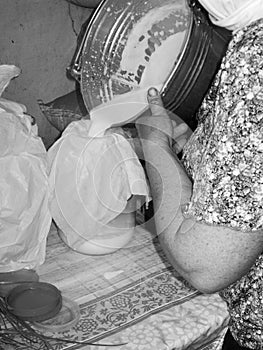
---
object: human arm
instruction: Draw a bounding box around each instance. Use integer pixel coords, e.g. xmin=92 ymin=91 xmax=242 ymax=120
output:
xmin=129 ymin=115 xmax=190 ymax=159
xmin=136 ymin=88 xmax=263 ymax=294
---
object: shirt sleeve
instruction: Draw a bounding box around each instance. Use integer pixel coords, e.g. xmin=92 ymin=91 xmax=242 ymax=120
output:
xmin=184 ymin=27 xmax=263 ymax=232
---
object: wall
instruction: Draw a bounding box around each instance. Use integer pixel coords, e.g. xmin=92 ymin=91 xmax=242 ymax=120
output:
xmin=0 ymin=0 xmax=92 ymax=147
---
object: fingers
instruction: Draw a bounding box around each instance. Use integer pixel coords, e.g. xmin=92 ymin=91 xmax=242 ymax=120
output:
xmin=136 ymin=87 xmax=190 ymax=148
xmin=177 ymin=137 xmax=188 ymax=150
xmin=172 ymin=137 xmax=188 ymax=154
xmin=147 ymin=87 xmax=168 ymax=117
xmin=171 ymin=121 xmax=189 ymax=139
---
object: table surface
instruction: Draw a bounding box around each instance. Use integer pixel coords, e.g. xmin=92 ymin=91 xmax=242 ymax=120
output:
xmin=33 ymin=222 xmax=229 ymax=350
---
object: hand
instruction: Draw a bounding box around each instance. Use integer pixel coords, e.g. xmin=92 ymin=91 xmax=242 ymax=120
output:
xmin=135 ymin=87 xmax=190 ymax=153
xmin=135 ymin=87 xmax=173 ymax=148
xmin=171 ymin=120 xmax=190 ymax=154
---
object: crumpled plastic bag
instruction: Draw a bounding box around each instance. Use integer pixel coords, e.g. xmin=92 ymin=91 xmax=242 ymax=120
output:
xmin=0 ymin=65 xmax=51 ymax=272
xmin=48 ymin=119 xmax=150 ymax=250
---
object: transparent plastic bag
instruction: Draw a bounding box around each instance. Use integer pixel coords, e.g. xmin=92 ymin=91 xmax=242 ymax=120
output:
xmin=0 ymin=65 xmax=51 ymax=272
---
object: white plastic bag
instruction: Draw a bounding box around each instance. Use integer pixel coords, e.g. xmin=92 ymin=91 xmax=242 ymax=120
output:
xmin=0 ymin=65 xmax=51 ymax=272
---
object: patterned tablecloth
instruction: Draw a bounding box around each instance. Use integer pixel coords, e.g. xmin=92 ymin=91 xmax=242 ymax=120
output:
xmin=31 ymin=223 xmax=229 ymax=350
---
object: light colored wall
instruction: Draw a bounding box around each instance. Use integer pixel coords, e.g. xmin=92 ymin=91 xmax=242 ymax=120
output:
xmin=0 ymin=0 xmax=92 ymax=147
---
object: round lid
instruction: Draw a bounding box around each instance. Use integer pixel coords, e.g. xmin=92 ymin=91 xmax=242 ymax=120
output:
xmin=33 ymin=297 xmax=80 ymax=332
xmin=6 ymin=282 xmax=62 ymax=322
xmin=0 ymin=269 xmax=39 ymax=297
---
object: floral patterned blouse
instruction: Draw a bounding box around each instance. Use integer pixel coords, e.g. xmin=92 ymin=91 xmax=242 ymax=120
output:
xmin=182 ymin=19 xmax=263 ymax=349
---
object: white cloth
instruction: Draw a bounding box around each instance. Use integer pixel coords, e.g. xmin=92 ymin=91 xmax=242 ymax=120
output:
xmin=48 ymin=120 xmax=150 ymax=244
xmin=198 ymin=0 xmax=263 ymax=32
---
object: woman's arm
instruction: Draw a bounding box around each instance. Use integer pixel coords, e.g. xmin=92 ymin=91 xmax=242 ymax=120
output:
xmin=136 ymin=88 xmax=263 ymax=294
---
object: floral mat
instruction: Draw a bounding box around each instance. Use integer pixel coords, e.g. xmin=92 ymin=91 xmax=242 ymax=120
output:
xmin=6 ymin=224 xmax=228 ymax=350
xmin=52 ymin=268 xmax=199 ymax=347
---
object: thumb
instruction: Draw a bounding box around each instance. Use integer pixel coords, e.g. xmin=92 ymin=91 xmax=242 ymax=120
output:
xmin=147 ymin=87 xmax=167 ymax=117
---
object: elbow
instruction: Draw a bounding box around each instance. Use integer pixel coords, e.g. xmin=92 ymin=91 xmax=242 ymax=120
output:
xmin=188 ymin=277 xmax=223 ymax=294
xmin=163 ymin=257 xmax=226 ymax=293
xmin=184 ymin=272 xmax=230 ymax=294
xmin=158 ymin=232 xmax=235 ymax=294
xmin=159 ymin=241 xmax=241 ymax=294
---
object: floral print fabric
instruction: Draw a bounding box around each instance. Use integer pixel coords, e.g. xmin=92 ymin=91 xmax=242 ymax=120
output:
xmin=182 ymin=19 xmax=263 ymax=349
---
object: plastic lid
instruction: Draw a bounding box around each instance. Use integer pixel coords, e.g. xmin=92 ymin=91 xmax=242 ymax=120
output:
xmin=33 ymin=296 xmax=80 ymax=332
xmin=0 ymin=269 xmax=39 ymax=297
xmin=6 ymin=282 xmax=62 ymax=322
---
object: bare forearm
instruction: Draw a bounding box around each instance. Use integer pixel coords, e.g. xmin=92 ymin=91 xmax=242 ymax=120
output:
xmin=142 ymin=141 xmax=198 ymax=280
xmin=142 ymin=141 xmax=192 ymax=235
xmin=142 ymin=141 xmax=263 ymax=293
xmin=137 ymin=88 xmax=263 ymax=293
